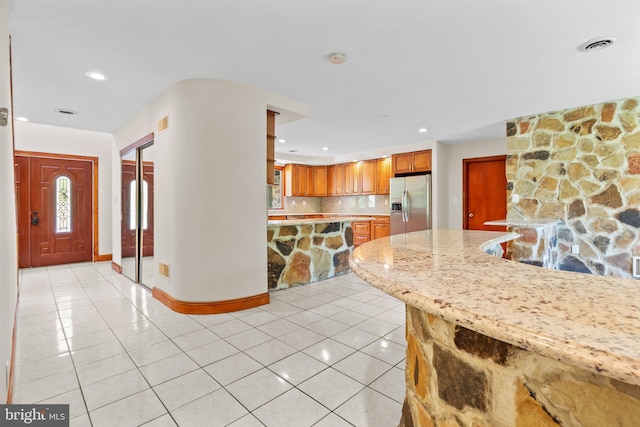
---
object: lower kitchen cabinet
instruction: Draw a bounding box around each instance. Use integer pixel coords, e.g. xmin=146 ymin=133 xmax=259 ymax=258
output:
xmin=372 ymin=216 xmax=390 ymax=240
xmin=352 ymin=221 xmax=371 ymax=247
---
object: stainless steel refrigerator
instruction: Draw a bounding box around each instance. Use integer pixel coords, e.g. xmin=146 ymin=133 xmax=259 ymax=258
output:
xmin=390 ymin=174 xmax=432 ymax=235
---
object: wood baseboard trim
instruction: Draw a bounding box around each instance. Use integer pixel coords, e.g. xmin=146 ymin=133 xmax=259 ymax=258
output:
xmin=111 ymin=261 xmax=122 ymax=274
xmin=152 ymin=287 xmax=270 ymax=314
xmin=95 ymin=254 xmax=113 ymax=262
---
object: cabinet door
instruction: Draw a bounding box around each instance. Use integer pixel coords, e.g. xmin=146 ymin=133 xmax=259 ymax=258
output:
xmin=373 ymin=223 xmax=390 ymax=240
xmin=327 ymin=165 xmax=336 ymax=196
xmin=295 ymin=165 xmax=306 ymax=196
xmin=361 ymin=160 xmax=376 ymax=195
xmin=305 ymin=165 xmax=313 ymax=196
xmin=392 ymin=153 xmax=412 ymax=175
xmin=352 ymin=162 xmax=362 ymax=194
xmin=343 ymin=163 xmax=354 ymax=195
xmin=313 ymin=166 xmax=327 ymax=196
xmin=284 ymin=164 xmax=296 ymax=196
xmin=376 ymin=158 xmax=391 ymax=194
xmin=334 ymin=164 xmax=344 ymax=195
xmin=353 ymin=234 xmax=370 ymax=246
xmin=412 ymin=150 xmax=432 ymax=172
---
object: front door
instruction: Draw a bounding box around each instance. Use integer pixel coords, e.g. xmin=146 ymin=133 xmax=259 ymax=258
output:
xmin=15 ymin=155 xmax=94 ymax=267
xmin=463 ymin=155 xmax=507 ymax=231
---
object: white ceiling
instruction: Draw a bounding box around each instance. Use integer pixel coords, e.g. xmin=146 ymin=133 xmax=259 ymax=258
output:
xmin=8 ymin=0 xmax=640 ymax=162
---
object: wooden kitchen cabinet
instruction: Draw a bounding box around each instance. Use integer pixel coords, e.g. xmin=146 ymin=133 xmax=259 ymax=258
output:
xmin=352 ymin=220 xmax=371 ymax=247
xmin=327 ymin=165 xmax=343 ymax=196
xmin=284 ymin=164 xmax=308 ymax=196
xmin=361 ymin=160 xmax=377 ymax=195
xmin=312 ymin=166 xmax=327 ymax=196
xmin=372 ymin=216 xmax=390 ymax=240
xmin=376 ymin=157 xmax=391 ymax=194
xmin=343 ymin=163 xmax=354 ymax=195
xmin=392 ymin=149 xmax=432 ymax=175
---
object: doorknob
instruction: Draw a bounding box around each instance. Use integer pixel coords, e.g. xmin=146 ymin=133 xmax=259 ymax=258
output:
xmin=31 ymin=211 xmax=39 ymax=225
xmin=468 ymin=212 xmax=474 ymax=218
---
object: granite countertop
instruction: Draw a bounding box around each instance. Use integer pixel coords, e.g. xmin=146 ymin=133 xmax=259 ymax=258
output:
xmin=268 ymin=216 xmax=375 ymax=226
xmin=349 ymin=229 xmax=640 ymax=386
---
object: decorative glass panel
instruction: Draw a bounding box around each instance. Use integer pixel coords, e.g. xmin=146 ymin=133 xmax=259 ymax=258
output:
xmin=129 ymin=181 xmax=136 ymax=230
xmin=141 ymin=180 xmax=149 ymax=230
xmin=268 ymin=169 xmax=282 ymax=209
xmin=129 ymin=180 xmax=149 ymax=230
xmin=56 ymin=176 xmax=71 ymax=233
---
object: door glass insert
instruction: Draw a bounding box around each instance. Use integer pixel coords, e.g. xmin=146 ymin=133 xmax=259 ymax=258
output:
xmin=56 ymin=175 xmax=71 ymax=233
xmin=129 ymin=180 xmax=149 ymax=230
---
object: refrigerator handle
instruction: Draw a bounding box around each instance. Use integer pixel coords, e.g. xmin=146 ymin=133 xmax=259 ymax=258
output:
xmin=402 ymin=189 xmax=409 ymax=223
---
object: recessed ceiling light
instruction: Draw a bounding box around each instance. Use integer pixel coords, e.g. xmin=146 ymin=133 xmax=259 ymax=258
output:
xmin=418 ymin=128 xmax=428 ymax=133
xmin=86 ymin=71 xmax=108 ymax=81
xmin=15 ymin=116 xmax=29 ymax=122
xmin=289 ymin=149 xmax=298 ymax=153
xmin=322 ymin=147 xmax=329 ymax=151
xmin=278 ymin=139 xmax=286 ymax=143
xmin=376 ymin=114 xmax=389 ymax=119
xmin=55 ymin=108 xmax=78 ymax=116
xmin=328 ymin=52 xmax=347 ymax=65
xmin=578 ymin=36 xmax=617 ymax=52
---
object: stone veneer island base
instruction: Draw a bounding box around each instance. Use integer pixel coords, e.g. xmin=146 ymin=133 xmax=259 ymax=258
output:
xmin=350 ymin=230 xmax=640 ymax=427
xmin=268 ymin=218 xmax=358 ymax=290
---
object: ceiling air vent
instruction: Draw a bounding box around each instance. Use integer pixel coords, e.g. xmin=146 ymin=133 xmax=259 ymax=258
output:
xmin=578 ymin=36 xmax=617 ymax=52
xmin=55 ymin=108 xmax=77 ymax=115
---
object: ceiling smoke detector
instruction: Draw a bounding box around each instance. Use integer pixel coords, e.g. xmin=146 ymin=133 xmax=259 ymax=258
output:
xmin=328 ymin=52 xmax=347 ymax=65
xmin=578 ymin=36 xmax=617 ymax=52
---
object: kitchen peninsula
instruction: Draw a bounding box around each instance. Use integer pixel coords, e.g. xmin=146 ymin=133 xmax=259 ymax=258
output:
xmin=350 ymin=229 xmax=640 ymax=427
xmin=268 ymin=217 xmax=374 ymax=290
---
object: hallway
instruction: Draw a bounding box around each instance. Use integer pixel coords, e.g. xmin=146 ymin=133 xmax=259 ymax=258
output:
xmin=11 ymin=263 xmax=406 ymax=426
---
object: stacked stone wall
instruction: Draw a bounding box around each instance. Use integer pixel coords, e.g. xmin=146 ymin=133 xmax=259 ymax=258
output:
xmin=506 ymin=97 xmax=640 ymax=277
xmin=401 ymin=307 xmax=640 ymax=427
xmin=267 ymin=222 xmax=353 ymax=290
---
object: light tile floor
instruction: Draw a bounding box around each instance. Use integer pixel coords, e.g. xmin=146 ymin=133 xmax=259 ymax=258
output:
xmin=12 ymin=262 xmax=406 ymax=427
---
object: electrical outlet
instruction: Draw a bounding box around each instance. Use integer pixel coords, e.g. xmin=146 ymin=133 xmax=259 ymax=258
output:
xmin=512 ymin=194 xmax=520 ymax=203
xmin=633 ymin=256 xmax=640 ymax=278
xmin=571 ymin=244 xmax=580 ymax=254
xmin=302 ymin=200 xmax=306 ymax=205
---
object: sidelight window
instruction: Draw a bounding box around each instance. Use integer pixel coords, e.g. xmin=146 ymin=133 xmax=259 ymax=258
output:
xmin=129 ymin=180 xmax=149 ymax=230
xmin=56 ymin=176 xmax=71 ymax=233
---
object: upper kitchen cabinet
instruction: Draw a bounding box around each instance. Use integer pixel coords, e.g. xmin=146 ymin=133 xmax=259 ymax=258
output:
xmin=392 ymin=149 xmax=432 ymax=175
xmin=284 ymin=163 xmax=307 ymax=196
xmin=327 ymin=164 xmax=344 ymax=196
xmin=361 ymin=160 xmax=377 ymax=195
xmin=313 ymin=166 xmax=327 ymax=196
xmin=376 ymin=157 xmax=391 ymax=194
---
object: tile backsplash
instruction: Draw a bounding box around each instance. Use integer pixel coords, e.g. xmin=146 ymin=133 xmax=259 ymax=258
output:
xmin=277 ymin=195 xmax=390 ymax=215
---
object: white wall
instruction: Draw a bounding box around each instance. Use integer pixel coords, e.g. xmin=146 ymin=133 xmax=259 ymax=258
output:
xmin=14 ymin=122 xmax=114 ymax=255
xmin=442 ymin=137 xmax=507 ymax=229
xmin=0 ymin=0 xmax=18 ymax=402
xmin=113 ymin=79 xmax=307 ymax=302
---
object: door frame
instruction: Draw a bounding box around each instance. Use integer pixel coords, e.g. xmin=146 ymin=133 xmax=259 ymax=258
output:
xmin=14 ymin=150 xmax=101 ymax=263
xmin=462 ymin=155 xmax=507 ymax=230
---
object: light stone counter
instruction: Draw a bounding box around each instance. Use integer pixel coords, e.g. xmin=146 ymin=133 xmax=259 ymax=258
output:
xmin=350 ymin=229 xmax=640 ymax=386
xmin=350 ymin=229 xmax=640 ymax=426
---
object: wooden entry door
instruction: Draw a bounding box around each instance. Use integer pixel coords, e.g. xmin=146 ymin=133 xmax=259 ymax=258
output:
xmin=463 ymin=155 xmax=507 ymax=231
xmin=15 ymin=155 xmax=94 ymax=267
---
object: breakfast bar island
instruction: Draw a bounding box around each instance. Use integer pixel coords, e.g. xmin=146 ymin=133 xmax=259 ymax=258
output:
xmin=268 ymin=217 xmax=374 ymax=290
xmin=349 ymin=229 xmax=640 ymax=427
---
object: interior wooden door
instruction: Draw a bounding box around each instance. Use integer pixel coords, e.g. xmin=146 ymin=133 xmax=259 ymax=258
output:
xmin=15 ymin=156 xmax=30 ymax=268
xmin=463 ymin=155 xmax=507 ymax=231
xmin=121 ymin=160 xmax=137 ymax=258
xmin=27 ymin=157 xmax=93 ymax=267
